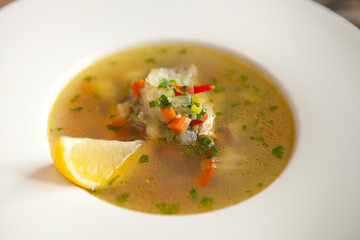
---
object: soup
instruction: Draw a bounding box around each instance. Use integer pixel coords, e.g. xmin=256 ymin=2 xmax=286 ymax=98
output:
xmin=48 ymin=44 xmax=295 ymax=214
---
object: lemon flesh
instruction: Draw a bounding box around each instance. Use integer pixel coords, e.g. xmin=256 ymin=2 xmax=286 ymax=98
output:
xmin=51 ymin=136 xmax=143 ymax=189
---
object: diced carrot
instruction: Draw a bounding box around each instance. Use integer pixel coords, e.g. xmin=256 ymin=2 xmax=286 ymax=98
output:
xmin=131 ymin=79 xmax=145 ymax=99
xmin=195 ymin=155 xmax=216 ymax=186
xmin=167 ymin=116 xmax=191 ymax=133
xmin=161 ymin=107 xmax=177 ymax=123
xmin=190 ymin=112 xmax=208 ymax=125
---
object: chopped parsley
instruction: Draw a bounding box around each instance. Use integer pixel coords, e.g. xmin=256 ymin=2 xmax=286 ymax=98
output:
xmin=245 ymin=190 xmax=252 ymax=193
xmin=83 ymin=75 xmax=93 ymax=82
xmin=268 ymin=120 xmax=274 ymax=125
xmin=160 ymin=48 xmax=167 ymax=53
xmin=188 ymin=188 xmax=197 ymax=202
xmin=105 ymin=125 xmax=125 ymax=132
xmin=231 ymin=103 xmax=241 ymax=108
xmin=109 ymin=114 xmax=117 ymax=120
xmin=149 ymin=95 xmax=172 ymax=108
xmin=108 ymin=175 xmax=119 ymax=185
xmin=225 ymin=69 xmax=236 ymax=77
xmin=179 ymin=48 xmax=187 ymax=54
xmin=242 ymin=124 xmax=247 ymax=131
xmin=200 ymin=197 xmax=214 ymax=210
xmin=250 ymin=136 xmax=265 ymax=142
xmin=244 ymin=100 xmax=251 ymax=106
xmin=258 ymin=111 xmax=265 ymax=118
xmin=210 ymin=77 xmax=217 ymax=84
xmin=269 ymin=106 xmax=278 ymax=112
xmin=155 ymin=203 xmax=180 ymax=214
xmin=70 ymin=94 xmax=80 ymax=103
xmin=213 ymin=87 xmax=226 ymax=93
xmin=57 ymin=128 xmax=63 ymax=131
xmin=253 ymin=86 xmax=260 ymax=92
xmin=158 ymin=78 xmax=174 ymax=90
xmin=240 ymin=74 xmax=248 ymax=82
xmin=257 ymin=183 xmax=264 ymax=188
xmin=216 ymin=112 xmax=224 ymax=116
xmin=139 ymin=154 xmax=149 ymax=164
xmin=253 ymin=119 xmax=259 ymax=127
xmin=115 ymin=193 xmax=130 ymax=204
xmin=145 ymin=58 xmax=156 ymax=63
xmin=272 ymin=145 xmax=284 ymax=159
xmin=110 ymin=60 xmax=117 ymax=65
xmin=70 ymin=107 xmax=83 ymax=111
xmin=197 ymin=136 xmax=217 ymax=159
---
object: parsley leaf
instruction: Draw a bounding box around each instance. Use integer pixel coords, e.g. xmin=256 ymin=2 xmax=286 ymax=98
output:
xmin=145 ymin=58 xmax=156 ymax=63
xmin=115 ymin=193 xmax=130 ymax=204
xmin=108 ymin=175 xmax=119 ymax=185
xmin=213 ymin=87 xmax=226 ymax=93
xmin=197 ymin=136 xmax=217 ymax=159
xmin=155 ymin=203 xmax=180 ymax=214
xmin=200 ymin=197 xmax=214 ymax=210
xmin=70 ymin=94 xmax=80 ymax=103
xmin=272 ymin=145 xmax=284 ymax=159
xmin=149 ymin=95 xmax=172 ymax=108
xmin=105 ymin=125 xmax=125 ymax=132
xmin=242 ymin=124 xmax=247 ymax=131
xmin=139 ymin=154 xmax=149 ymax=164
xmin=269 ymin=106 xmax=278 ymax=112
xmin=158 ymin=78 xmax=173 ymax=90
xmin=70 ymin=107 xmax=83 ymax=111
xmin=83 ymin=75 xmax=93 ymax=82
xmin=188 ymin=188 xmax=197 ymax=202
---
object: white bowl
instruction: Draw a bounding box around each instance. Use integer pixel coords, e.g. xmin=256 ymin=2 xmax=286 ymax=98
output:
xmin=0 ymin=0 xmax=359 ymax=239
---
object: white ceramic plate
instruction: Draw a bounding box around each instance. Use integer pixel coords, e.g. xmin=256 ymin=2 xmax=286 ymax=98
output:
xmin=1 ymin=0 xmax=359 ymax=239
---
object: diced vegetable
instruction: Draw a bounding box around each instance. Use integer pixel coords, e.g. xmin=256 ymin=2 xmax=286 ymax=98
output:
xmin=167 ymin=115 xmax=191 ymax=133
xmin=190 ymin=112 xmax=208 ymax=125
xmin=161 ymin=107 xmax=177 ymax=123
xmin=131 ymin=79 xmax=145 ymax=99
xmin=190 ymin=104 xmax=202 ymax=114
xmin=196 ymin=155 xmax=216 ymax=186
xmin=173 ymin=84 xmax=215 ymax=95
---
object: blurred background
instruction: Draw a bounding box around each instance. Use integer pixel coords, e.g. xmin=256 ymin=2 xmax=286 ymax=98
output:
xmin=0 ymin=0 xmax=359 ymax=27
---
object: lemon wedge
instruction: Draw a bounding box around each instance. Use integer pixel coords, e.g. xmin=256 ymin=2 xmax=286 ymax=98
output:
xmin=51 ymin=136 xmax=143 ymax=189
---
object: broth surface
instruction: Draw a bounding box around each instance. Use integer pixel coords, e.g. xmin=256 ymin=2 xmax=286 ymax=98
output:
xmin=48 ymin=44 xmax=295 ymax=214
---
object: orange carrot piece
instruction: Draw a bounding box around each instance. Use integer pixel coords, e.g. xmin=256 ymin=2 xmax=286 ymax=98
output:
xmin=161 ymin=107 xmax=177 ymax=123
xmin=195 ymin=155 xmax=216 ymax=186
xmin=167 ymin=116 xmax=191 ymax=133
xmin=131 ymin=79 xmax=145 ymax=99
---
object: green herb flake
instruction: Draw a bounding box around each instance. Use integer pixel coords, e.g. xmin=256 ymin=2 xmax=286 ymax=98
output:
xmin=268 ymin=120 xmax=274 ymax=125
xmin=231 ymin=103 xmax=241 ymax=108
xmin=272 ymin=145 xmax=284 ymax=159
xmin=115 ymin=193 xmax=130 ymax=205
xmin=200 ymin=197 xmax=214 ymax=210
xmin=149 ymin=95 xmax=172 ymax=108
xmin=158 ymin=78 xmax=173 ymax=90
xmin=253 ymin=119 xmax=259 ymax=128
xmin=245 ymin=190 xmax=252 ymax=193
xmin=139 ymin=154 xmax=149 ymax=164
xmin=225 ymin=69 xmax=236 ymax=77
xmin=188 ymin=188 xmax=197 ymax=201
xmin=213 ymin=87 xmax=226 ymax=93
xmin=57 ymin=128 xmax=63 ymax=131
xmin=160 ymin=48 xmax=167 ymax=53
xmin=49 ymin=129 xmax=53 ymax=132
xmin=258 ymin=112 xmax=265 ymax=118
xmin=240 ymin=74 xmax=248 ymax=82
xmin=269 ymin=106 xmax=278 ymax=112
xmin=105 ymin=125 xmax=125 ymax=132
xmin=179 ymin=48 xmax=187 ymax=54
xmin=197 ymin=136 xmax=217 ymax=159
xmin=83 ymin=75 xmax=93 ymax=82
xmin=70 ymin=94 xmax=80 ymax=103
xmin=242 ymin=124 xmax=247 ymax=131
xmin=216 ymin=112 xmax=224 ymax=116
xmin=250 ymin=136 xmax=265 ymax=142
xmin=110 ymin=60 xmax=117 ymax=65
xmin=155 ymin=203 xmax=180 ymax=214
xmin=210 ymin=77 xmax=217 ymax=84
xmin=244 ymin=100 xmax=251 ymax=106
xmin=253 ymin=86 xmax=260 ymax=92
xmin=257 ymin=183 xmax=264 ymax=188
xmin=108 ymin=175 xmax=119 ymax=185
xmin=70 ymin=107 xmax=83 ymax=111
xmin=109 ymin=114 xmax=117 ymax=120
xmin=145 ymin=58 xmax=156 ymax=63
